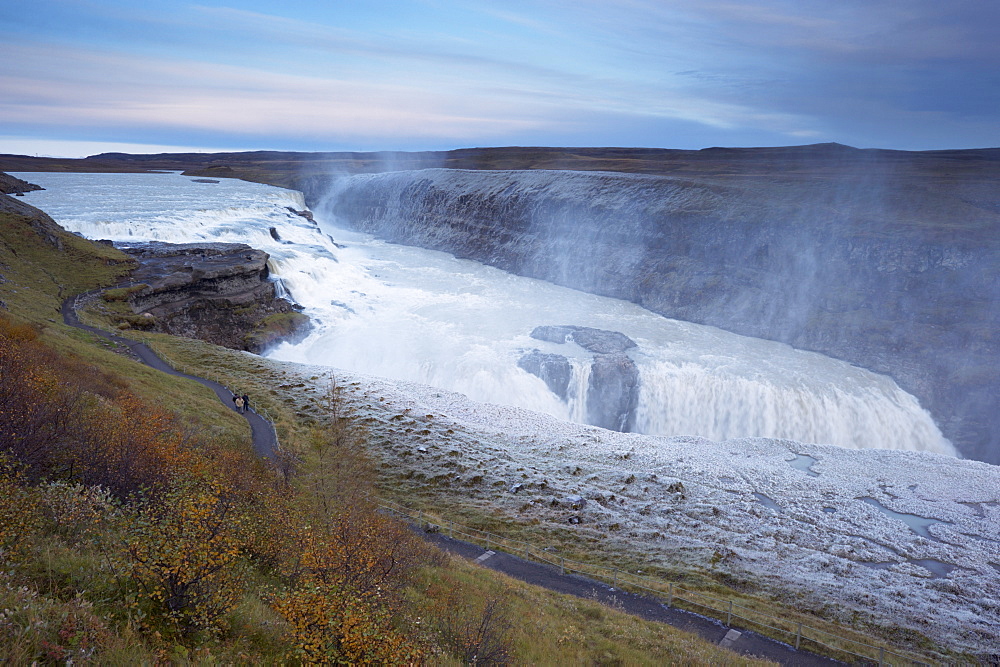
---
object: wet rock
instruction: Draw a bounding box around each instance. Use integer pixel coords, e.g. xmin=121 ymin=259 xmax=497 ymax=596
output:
xmin=530 ymin=325 xmax=637 ymax=354
xmin=588 ymin=352 xmax=639 ymax=432
xmin=528 ymin=325 xmax=640 ymax=432
xmin=564 ymin=494 xmax=587 ymax=509
xmin=530 ymin=325 xmax=575 ymax=345
xmin=517 ymin=350 xmax=572 ymax=399
xmin=286 ymin=206 xmax=314 ymax=221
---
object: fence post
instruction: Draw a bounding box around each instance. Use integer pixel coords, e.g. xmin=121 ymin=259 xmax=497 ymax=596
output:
xmin=486 ymin=532 xmax=491 ymax=550
xmin=726 ymin=600 xmax=733 ymax=627
xmin=667 ymin=582 xmax=673 ymax=607
xmin=613 ymin=569 xmax=618 ymax=588
xmin=878 ymin=647 xmax=884 ymax=667
xmin=795 ymin=623 xmax=802 ymax=650
xmin=560 ymin=557 xmax=566 ymax=575
xmin=449 ymin=520 xmax=453 ymax=537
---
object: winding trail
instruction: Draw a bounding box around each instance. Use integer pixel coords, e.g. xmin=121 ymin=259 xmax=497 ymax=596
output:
xmin=61 ymin=289 xmax=838 ymax=665
xmin=422 ymin=532 xmax=840 ymax=665
xmin=60 ymin=290 xmax=277 ymax=459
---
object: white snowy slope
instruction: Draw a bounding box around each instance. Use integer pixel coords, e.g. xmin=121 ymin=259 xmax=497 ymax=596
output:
xmin=277 ymin=361 xmax=1000 ymax=656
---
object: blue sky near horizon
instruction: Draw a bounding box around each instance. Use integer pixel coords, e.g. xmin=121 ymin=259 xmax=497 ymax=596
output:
xmin=1 ymin=0 xmax=998 ymax=157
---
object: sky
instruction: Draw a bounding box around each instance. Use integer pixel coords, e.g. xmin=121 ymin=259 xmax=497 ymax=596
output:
xmin=1 ymin=0 xmax=998 ymax=157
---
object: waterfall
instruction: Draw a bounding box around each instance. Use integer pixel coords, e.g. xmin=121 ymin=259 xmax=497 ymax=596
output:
xmin=16 ymin=170 xmax=957 ymax=456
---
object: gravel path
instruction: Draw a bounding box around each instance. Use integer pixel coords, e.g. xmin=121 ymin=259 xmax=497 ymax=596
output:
xmin=423 ymin=531 xmax=842 ymax=665
xmin=60 ymin=291 xmax=278 ymax=459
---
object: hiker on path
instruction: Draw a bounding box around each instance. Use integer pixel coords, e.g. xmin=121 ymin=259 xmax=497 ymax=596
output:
xmin=235 ymin=395 xmax=245 ymax=413
xmin=242 ymin=394 xmax=250 ymax=413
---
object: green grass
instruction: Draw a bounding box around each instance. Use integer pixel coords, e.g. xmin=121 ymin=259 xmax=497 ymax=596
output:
xmin=408 ymin=554 xmax=777 ymax=666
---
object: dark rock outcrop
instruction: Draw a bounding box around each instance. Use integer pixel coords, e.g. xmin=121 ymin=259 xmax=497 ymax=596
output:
xmin=532 ymin=325 xmax=637 ymax=355
xmin=524 ymin=325 xmax=640 ymax=432
xmin=118 ymin=242 xmax=309 ymax=353
xmin=517 ymin=350 xmax=572 ymax=399
xmin=588 ymin=352 xmax=640 ymax=432
xmin=0 ymin=172 xmax=43 ymax=195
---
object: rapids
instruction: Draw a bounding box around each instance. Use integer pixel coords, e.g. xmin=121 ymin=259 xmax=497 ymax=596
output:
xmin=15 ymin=171 xmax=956 ymax=455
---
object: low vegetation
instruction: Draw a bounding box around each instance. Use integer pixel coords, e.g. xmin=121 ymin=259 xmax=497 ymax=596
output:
xmin=1 ymin=204 xmax=778 ymax=662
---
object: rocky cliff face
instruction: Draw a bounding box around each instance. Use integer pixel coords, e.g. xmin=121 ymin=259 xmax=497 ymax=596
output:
xmin=324 ymin=164 xmax=1000 ymax=464
xmin=0 ymin=172 xmax=43 ymax=195
xmin=119 ymin=242 xmax=310 ymax=353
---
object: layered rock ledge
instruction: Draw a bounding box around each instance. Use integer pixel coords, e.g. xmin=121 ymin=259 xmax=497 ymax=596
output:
xmin=117 ymin=241 xmax=310 ymax=353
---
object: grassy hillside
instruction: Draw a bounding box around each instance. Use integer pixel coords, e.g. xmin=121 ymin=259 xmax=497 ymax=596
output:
xmin=0 ymin=191 xmax=778 ymax=662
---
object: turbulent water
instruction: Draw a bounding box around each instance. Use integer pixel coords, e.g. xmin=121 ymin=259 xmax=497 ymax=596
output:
xmin=16 ymin=171 xmax=956 ymax=455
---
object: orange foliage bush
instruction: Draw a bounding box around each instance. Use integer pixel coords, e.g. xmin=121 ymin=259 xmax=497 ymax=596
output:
xmin=120 ymin=480 xmax=249 ymax=635
xmin=0 ymin=312 xmax=247 ymax=498
xmin=272 ymin=514 xmax=431 ymax=664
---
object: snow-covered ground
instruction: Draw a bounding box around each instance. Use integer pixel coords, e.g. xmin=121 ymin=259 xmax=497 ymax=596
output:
xmin=273 ymin=359 xmax=1000 ymax=656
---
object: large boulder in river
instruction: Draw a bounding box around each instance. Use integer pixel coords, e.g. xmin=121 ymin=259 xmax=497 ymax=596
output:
xmin=524 ymin=325 xmax=640 ymax=432
xmin=531 ymin=325 xmax=637 ymax=354
xmin=588 ymin=352 xmax=640 ymax=432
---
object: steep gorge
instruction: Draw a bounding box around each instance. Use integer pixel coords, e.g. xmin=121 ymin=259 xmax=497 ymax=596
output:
xmin=322 ymin=164 xmax=1000 ymax=464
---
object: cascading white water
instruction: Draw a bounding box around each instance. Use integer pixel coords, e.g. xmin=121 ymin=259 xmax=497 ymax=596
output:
xmin=15 ymin=171 xmax=956 ymax=455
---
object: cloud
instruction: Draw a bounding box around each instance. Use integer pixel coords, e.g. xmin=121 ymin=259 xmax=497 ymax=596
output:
xmin=3 ymin=1 xmax=998 ymax=151
xmin=0 ymin=41 xmax=552 ymax=142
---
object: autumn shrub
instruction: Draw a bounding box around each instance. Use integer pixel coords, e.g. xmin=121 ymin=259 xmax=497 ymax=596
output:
xmin=0 ymin=323 xmax=86 ymax=475
xmin=0 ymin=312 xmax=224 ymax=498
xmin=272 ymin=577 xmax=424 ymax=664
xmin=272 ymin=510 xmax=435 ymax=663
xmin=425 ymin=584 xmax=514 ymax=665
xmin=119 ymin=480 xmax=249 ymax=636
xmin=0 ymin=573 xmax=116 ymax=665
xmin=268 ymin=379 xmax=442 ymax=662
xmin=37 ymin=481 xmax=120 ymax=547
xmin=0 ymin=455 xmax=43 ymax=565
